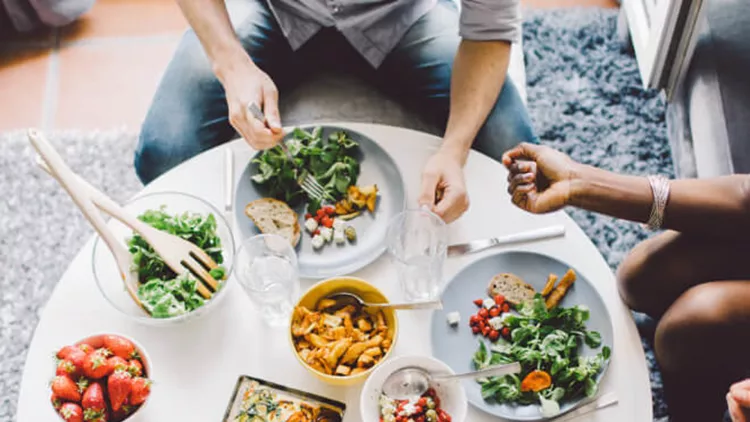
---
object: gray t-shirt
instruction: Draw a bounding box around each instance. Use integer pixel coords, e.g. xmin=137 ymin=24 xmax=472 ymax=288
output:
xmin=266 ymin=0 xmax=521 ymax=67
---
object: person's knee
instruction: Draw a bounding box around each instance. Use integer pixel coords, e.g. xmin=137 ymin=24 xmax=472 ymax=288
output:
xmin=134 ymin=129 xmax=176 ymax=185
xmin=654 ymin=283 xmax=733 ymax=373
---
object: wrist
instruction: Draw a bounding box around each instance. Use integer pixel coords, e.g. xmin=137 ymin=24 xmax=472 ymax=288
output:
xmin=212 ymin=49 xmax=256 ymax=84
xmin=438 ymin=139 xmax=471 ymax=166
xmin=567 ymin=163 xmax=594 ymax=208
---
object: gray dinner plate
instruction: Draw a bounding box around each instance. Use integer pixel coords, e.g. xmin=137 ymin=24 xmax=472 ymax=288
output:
xmin=234 ymin=125 xmax=406 ymax=279
xmin=431 ymin=251 xmax=613 ymax=421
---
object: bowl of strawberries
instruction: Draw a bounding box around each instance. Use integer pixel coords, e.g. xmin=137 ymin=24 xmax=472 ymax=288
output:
xmin=50 ymin=333 xmax=152 ymax=422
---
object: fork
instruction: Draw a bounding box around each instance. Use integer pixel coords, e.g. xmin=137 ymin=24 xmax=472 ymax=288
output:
xmin=29 ymin=129 xmax=221 ymax=303
xmin=247 ymin=103 xmax=334 ymax=202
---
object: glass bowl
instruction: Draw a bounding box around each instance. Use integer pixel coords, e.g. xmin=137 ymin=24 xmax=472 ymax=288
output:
xmin=92 ymin=191 xmax=235 ymax=326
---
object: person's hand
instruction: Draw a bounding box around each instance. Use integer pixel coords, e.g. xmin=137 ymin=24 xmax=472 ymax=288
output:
xmin=418 ymin=148 xmax=469 ymax=223
xmin=728 ymin=379 xmax=750 ymax=422
xmin=501 ymin=143 xmax=580 ymax=214
xmin=217 ymin=55 xmax=284 ymax=150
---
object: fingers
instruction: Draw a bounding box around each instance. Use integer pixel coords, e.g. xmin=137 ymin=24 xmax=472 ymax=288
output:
xmin=418 ymin=169 xmax=440 ymax=208
xmin=434 ymin=185 xmax=469 ymax=223
xmin=229 ymin=102 xmax=280 ymax=150
xmin=507 ymin=172 xmax=535 ymax=194
xmin=502 ymin=142 xmax=543 ymax=167
xmin=728 ymin=394 xmax=747 ymax=422
xmin=731 ymin=381 xmax=750 ymax=407
xmin=261 ymin=82 xmax=282 ymax=133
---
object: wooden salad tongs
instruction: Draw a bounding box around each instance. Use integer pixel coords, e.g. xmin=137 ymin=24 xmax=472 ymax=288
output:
xmin=28 ymin=129 xmax=221 ymax=315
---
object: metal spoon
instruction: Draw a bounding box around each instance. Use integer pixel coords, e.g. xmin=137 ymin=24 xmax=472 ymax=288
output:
xmin=382 ymin=362 xmax=522 ymax=400
xmin=319 ymin=292 xmax=442 ymax=312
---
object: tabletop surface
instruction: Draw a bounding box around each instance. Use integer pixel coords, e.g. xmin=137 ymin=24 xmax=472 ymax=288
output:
xmin=16 ymin=123 xmax=653 ymax=421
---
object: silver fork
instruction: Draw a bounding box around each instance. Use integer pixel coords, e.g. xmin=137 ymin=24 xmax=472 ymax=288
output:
xmin=247 ymin=103 xmax=333 ymax=202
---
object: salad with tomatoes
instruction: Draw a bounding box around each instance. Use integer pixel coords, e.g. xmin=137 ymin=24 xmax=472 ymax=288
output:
xmin=378 ymin=388 xmax=451 ymax=422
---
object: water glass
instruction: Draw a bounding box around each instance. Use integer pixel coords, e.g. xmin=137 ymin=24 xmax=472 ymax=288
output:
xmin=386 ymin=208 xmax=447 ymax=301
xmin=234 ymin=234 xmax=300 ymax=326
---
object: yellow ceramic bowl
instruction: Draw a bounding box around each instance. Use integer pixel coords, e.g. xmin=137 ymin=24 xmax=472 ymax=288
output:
xmin=289 ymin=277 xmax=399 ymax=386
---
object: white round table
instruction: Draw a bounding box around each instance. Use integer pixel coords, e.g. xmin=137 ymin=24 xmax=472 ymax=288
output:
xmin=16 ymin=123 xmax=653 ymax=421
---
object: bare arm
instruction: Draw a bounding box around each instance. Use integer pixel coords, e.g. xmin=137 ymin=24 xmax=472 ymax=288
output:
xmin=441 ymin=40 xmax=511 ymax=163
xmin=570 ymin=166 xmax=750 ymax=237
xmin=174 ymin=0 xmax=283 ymax=148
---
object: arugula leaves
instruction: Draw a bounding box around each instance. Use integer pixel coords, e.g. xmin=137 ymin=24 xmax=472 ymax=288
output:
xmin=251 ymin=127 xmax=360 ymax=207
xmin=473 ymin=294 xmax=610 ymax=407
xmin=127 ymin=207 xmax=225 ymax=318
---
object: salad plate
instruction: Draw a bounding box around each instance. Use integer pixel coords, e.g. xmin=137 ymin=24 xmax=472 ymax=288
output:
xmin=430 ymin=251 xmax=613 ymax=421
xmin=234 ymin=125 xmax=406 ymax=279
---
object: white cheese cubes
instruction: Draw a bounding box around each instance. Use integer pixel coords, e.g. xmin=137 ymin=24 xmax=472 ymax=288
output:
xmin=311 ymin=235 xmax=325 ymax=249
xmin=488 ymin=316 xmax=504 ymax=331
xmin=446 ymin=311 xmax=461 ymax=326
xmin=332 ymin=218 xmax=345 ymax=231
xmin=483 ymin=298 xmax=496 ymax=309
xmin=334 ymin=229 xmax=346 ymax=244
xmin=304 ymin=218 xmax=318 ymax=233
xmin=319 ymin=227 xmax=333 ymax=243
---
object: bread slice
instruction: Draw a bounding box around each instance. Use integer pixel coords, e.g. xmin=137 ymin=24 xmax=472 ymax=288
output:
xmin=487 ymin=273 xmax=536 ymax=306
xmin=244 ymin=198 xmax=300 ymax=247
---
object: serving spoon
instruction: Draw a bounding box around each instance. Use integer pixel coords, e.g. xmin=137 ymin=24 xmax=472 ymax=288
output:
xmin=382 ymin=362 xmax=522 ymax=400
xmin=319 ymin=292 xmax=443 ymax=312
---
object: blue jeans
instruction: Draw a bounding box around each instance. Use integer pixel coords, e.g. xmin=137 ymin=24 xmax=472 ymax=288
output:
xmin=135 ymin=0 xmax=536 ymax=184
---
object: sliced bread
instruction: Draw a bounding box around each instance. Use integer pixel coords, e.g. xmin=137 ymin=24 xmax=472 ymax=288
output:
xmin=487 ymin=273 xmax=536 ymax=306
xmin=244 ymin=198 xmax=301 ymax=247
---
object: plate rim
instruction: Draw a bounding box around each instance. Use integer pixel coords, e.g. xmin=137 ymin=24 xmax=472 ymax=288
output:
xmin=234 ymin=124 xmax=407 ymax=279
xmin=431 ymin=249 xmax=614 ymax=421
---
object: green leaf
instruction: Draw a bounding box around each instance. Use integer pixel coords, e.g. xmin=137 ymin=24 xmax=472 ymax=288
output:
xmin=601 ymin=346 xmax=611 ymax=360
xmin=584 ymin=378 xmax=598 ymax=397
xmin=584 ymin=331 xmax=602 ymax=348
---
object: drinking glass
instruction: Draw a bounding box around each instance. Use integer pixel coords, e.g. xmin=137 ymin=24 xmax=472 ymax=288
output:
xmin=386 ymin=208 xmax=447 ymax=301
xmin=234 ymin=234 xmax=300 ymax=326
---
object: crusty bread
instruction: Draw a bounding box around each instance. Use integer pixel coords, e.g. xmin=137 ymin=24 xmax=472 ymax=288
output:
xmin=244 ymin=198 xmax=300 ymax=247
xmin=487 ymin=273 xmax=536 ymax=306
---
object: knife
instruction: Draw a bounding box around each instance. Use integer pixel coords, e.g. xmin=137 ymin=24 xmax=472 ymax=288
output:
xmin=447 ymin=225 xmax=566 ymax=257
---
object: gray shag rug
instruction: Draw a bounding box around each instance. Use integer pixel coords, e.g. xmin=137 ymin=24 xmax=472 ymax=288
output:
xmin=1 ymin=8 xmax=672 ymax=421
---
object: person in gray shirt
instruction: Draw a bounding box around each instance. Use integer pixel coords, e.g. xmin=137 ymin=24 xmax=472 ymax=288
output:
xmin=135 ymin=0 xmax=536 ymax=223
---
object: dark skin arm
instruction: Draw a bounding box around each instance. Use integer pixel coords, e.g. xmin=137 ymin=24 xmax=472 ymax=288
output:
xmin=502 ymin=143 xmax=750 ymax=238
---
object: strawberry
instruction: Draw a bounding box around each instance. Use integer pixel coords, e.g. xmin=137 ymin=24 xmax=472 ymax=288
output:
xmin=57 ymin=345 xmax=78 ymax=360
xmin=111 ymin=399 xmax=134 ymax=422
xmin=103 ymin=335 xmax=137 ymax=360
xmin=59 ymin=403 xmax=83 ymax=422
xmin=77 ymin=344 xmax=94 ymax=354
xmin=127 ymin=359 xmax=143 ymax=377
xmin=83 ymin=349 xmax=112 ymax=379
xmin=107 ymin=356 xmax=128 ymax=373
xmin=57 ymin=359 xmax=81 ymax=378
xmin=66 ymin=348 xmax=88 ymax=371
xmin=77 ymin=336 xmax=105 ymax=350
xmin=108 ymin=370 xmax=132 ymax=412
xmin=51 ymin=375 xmax=81 ymax=402
xmin=129 ymin=377 xmax=151 ymax=406
xmin=82 ymin=408 xmax=107 ymax=422
xmin=82 ymin=382 xmax=106 ymax=414
xmin=76 ymin=378 xmax=90 ymax=395
xmin=51 ymin=393 xmax=63 ymax=411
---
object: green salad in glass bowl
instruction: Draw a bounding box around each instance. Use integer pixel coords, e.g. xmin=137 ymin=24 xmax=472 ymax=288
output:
xmin=92 ymin=192 xmax=235 ymax=325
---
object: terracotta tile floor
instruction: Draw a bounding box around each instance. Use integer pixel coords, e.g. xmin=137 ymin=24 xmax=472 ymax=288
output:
xmin=0 ymin=0 xmax=619 ymax=132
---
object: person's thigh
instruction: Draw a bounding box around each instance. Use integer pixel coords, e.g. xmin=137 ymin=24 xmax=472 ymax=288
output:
xmin=135 ymin=0 xmax=300 ymax=184
xmin=617 ymin=231 xmax=750 ymax=318
xmin=374 ymin=0 xmax=536 ymax=161
xmin=653 ymin=281 xmax=750 ymax=421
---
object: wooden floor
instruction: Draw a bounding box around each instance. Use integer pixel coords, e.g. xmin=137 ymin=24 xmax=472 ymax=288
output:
xmin=0 ymin=0 xmax=619 ymax=132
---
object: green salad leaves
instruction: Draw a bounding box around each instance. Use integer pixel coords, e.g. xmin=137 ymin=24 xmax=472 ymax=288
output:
xmin=251 ymin=127 xmax=360 ymax=209
xmin=473 ymin=294 xmax=610 ymax=409
xmin=127 ymin=207 xmax=226 ymax=318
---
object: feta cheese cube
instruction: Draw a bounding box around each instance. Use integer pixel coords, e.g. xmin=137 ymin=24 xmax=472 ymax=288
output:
xmin=446 ymin=311 xmax=461 ymax=326
xmin=311 ymin=235 xmax=325 ymax=249
xmin=334 ymin=229 xmax=346 ymax=244
xmin=319 ymin=227 xmax=333 ymax=242
xmin=483 ymin=298 xmax=496 ymax=309
xmin=332 ymin=218 xmax=345 ymax=231
xmin=304 ymin=218 xmax=318 ymax=233
xmin=488 ymin=316 xmax=504 ymax=330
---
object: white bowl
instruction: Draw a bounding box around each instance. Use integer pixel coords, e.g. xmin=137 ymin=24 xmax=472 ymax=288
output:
xmin=92 ymin=191 xmax=235 ymax=326
xmin=360 ymin=355 xmax=468 ymax=422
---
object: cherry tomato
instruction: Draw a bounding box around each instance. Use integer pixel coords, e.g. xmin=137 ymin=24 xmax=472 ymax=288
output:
xmin=494 ymin=294 xmax=505 ymax=305
xmin=502 ymin=303 xmax=511 ymax=313
xmin=321 ymin=217 xmax=333 ymax=228
xmin=478 ymin=308 xmax=489 ymax=318
xmin=489 ymin=307 xmax=501 ymax=317
xmin=304 ymin=213 xmax=312 ymax=220
xmin=471 ymin=326 xmax=480 ymax=334
xmin=489 ymin=330 xmax=500 ymax=341
xmin=501 ymin=327 xmax=511 ymax=338
xmin=324 ymin=206 xmax=336 ymax=215
xmin=313 ymin=229 xmax=320 ymax=236
xmin=417 ymin=397 xmax=427 ymax=407
xmin=482 ymin=326 xmax=491 ymax=336
xmin=473 ymin=299 xmax=484 ymax=307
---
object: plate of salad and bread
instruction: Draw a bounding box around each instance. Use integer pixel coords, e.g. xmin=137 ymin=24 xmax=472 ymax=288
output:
xmin=234 ymin=125 xmax=406 ymax=279
xmin=431 ymin=251 xmax=613 ymax=421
